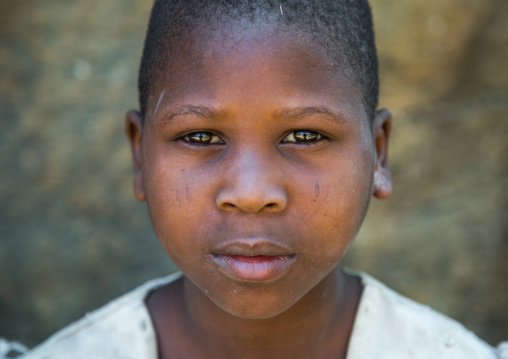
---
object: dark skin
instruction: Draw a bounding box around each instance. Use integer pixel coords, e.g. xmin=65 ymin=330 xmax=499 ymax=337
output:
xmin=126 ymin=21 xmax=391 ymax=359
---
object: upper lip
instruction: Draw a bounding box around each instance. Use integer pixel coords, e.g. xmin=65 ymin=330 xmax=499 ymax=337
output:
xmin=211 ymin=238 xmax=295 ymax=257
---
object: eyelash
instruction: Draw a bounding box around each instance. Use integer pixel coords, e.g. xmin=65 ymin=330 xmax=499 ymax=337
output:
xmin=180 ymin=130 xmax=325 ymax=145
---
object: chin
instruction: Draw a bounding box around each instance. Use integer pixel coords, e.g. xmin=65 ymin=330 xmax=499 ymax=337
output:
xmin=211 ymin=290 xmax=302 ymax=320
xmin=221 ymin=304 xmax=291 ymax=320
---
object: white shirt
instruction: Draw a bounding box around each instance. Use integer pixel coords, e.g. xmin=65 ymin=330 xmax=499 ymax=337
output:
xmin=16 ymin=272 xmax=507 ymax=359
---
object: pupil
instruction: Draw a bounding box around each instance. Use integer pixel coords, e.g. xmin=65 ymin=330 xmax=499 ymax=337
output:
xmin=295 ymin=131 xmax=316 ymax=142
xmin=191 ymin=133 xmax=210 ymax=143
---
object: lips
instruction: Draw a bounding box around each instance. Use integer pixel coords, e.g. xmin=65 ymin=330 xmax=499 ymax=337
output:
xmin=209 ymin=239 xmax=297 ymax=282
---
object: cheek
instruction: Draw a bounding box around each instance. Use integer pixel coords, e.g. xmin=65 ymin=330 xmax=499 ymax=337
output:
xmin=143 ymin=160 xmax=209 ymax=251
xmin=301 ymin=161 xmax=373 ymax=253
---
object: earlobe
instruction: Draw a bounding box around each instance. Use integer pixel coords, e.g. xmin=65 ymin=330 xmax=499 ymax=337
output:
xmin=125 ymin=110 xmax=146 ymax=202
xmin=372 ymin=109 xmax=392 ymax=199
xmin=373 ymin=169 xmax=392 ymax=199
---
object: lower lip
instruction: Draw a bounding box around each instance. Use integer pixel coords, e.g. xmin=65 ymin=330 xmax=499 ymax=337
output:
xmin=210 ymin=255 xmax=296 ymax=282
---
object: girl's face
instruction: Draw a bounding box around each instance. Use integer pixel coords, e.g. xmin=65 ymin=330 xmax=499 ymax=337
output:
xmin=127 ymin=24 xmax=390 ymax=318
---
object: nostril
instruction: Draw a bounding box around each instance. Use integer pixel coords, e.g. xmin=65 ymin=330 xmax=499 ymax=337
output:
xmin=220 ymin=202 xmax=236 ymax=211
xmin=264 ymin=202 xmax=283 ymax=212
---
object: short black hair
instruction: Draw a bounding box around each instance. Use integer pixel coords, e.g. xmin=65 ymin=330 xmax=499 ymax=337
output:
xmin=138 ymin=0 xmax=378 ymax=123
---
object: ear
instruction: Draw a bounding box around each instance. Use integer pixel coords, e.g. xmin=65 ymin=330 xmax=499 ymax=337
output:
xmin=372 ymin=109 xmax=392 ymax=199
xmin=125 ymin=110 xmax=146 ymax=201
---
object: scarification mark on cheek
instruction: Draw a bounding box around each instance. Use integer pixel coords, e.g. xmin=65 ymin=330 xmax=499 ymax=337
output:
xmin=153 ymin=89 xmax=166 ymax=121
xmin=175 ymin=189 xmax=182 ymax=206
xmin=313 ymin=183 xmax=320 ymax=202
xmin=173 ymin=187 xmax=191 ymax=207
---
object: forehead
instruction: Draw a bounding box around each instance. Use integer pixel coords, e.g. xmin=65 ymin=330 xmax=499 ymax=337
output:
xmin=150 ymin=21 xmax=365 ymax=120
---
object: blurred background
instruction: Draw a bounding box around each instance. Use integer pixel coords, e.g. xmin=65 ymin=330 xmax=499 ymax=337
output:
xmin=1 ymin=0 xmax=507 ymax=347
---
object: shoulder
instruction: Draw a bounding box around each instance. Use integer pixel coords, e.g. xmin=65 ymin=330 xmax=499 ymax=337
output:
xmin=346 ymin=271 xmax=498 ymax=359
xmin=20 ymin=272 xmax=182 ymax=359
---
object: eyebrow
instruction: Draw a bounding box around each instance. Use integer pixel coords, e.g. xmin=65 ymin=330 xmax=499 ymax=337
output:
xmin=157 ymin=106 xmax=226 ymax=127
xmin=275 ymin=106 xmax=347 ymax=125
xmin=157 ymin=105 xmax=346 ymax=126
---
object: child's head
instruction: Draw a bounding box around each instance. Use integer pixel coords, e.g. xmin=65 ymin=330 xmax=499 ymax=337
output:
xmin=138 ymin=0 xmax=379 ymax=123
xmin=126 ymin=0 xmax=391 ymax=319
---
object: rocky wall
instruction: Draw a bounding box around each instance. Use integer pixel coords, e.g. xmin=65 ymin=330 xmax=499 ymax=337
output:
xmin=0 ymin=0 xmax=506 ymax=347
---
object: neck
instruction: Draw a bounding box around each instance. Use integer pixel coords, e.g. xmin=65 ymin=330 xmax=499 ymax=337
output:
xmin=178 ymin=267 xmax=361 ymax=359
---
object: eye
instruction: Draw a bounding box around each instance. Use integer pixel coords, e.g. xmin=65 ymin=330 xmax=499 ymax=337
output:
xmin=182 ymin=131 xmax=224 ymax=145
xmin=282 ymin=130 xmax=324 ymax=143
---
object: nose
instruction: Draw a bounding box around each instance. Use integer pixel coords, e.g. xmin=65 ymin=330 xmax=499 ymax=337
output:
xmin=216 ymin=151 xmax=288 ymax=214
